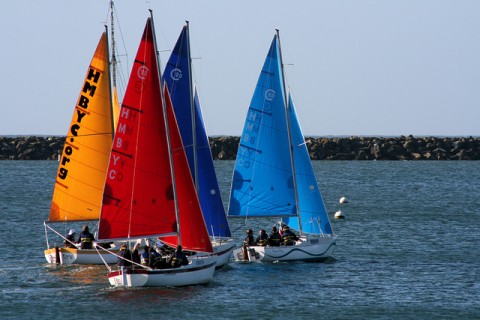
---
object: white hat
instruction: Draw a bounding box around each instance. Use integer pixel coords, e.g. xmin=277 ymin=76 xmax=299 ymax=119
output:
xmin=68 ymin=229 xmax=75 ymax=235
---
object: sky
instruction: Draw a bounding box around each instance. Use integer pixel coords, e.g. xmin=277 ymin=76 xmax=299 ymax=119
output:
xmin=1 ymin=0 xmax=480 ymax=137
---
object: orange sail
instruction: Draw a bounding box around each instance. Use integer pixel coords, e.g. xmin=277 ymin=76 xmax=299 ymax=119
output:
xmin=112 ymin=87 xmax=120 ymax=132
xmin=49 ymin=32 xmax=116 ymax=222
xmin=98 ymin=18 xmax=212 ymax=253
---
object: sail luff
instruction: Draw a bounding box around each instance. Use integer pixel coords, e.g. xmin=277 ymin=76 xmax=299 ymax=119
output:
xmin=185 ymin=21 xmax=199 ymax=192
xmin=105 ymin=24 xmax=117 ymax=139
xmin=276 ymin=30 xmax=303 ymax=234
xmin=108 ymin=2 xmax=121 ymax=133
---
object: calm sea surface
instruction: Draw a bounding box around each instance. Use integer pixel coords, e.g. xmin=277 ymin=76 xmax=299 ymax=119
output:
xmin=0 ymin=160 xmax=479 ymax=319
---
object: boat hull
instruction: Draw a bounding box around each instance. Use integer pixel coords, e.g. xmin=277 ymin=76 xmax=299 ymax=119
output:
xmin=211 ymin=238 xmax=235 ymax=267
xmin=233 ymin=236 xmax=336 ymax=262
xmin=44 ymin=247 xmax=119 ymax=265
xmin=108 ymin=256 xmax=216 ymax=287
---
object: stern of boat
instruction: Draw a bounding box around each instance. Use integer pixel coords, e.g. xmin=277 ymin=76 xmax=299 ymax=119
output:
xmin=211 ymin=238 xmax=235 ymax=267
xmin=233 ymin=246 xmax=265 ymax=262
xmin=44 ymin=247 xmax=78 ymax=264
xmin=44 ymin=247 xmax=119 ymax=265
xmin=108 ymin=268 xmax=149 ymax=287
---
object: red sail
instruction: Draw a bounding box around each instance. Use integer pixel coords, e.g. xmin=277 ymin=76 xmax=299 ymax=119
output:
xmin=98 ymin=18 xmax=177 ymax=240
xmin=160 ymin=87 xmax=213 ymax=253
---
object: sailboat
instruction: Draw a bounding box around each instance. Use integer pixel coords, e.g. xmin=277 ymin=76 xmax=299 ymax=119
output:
xmin=161 ymin=22 xmax=235 ymax=267
xmin=228 ymin=30 xmax=337 ymax=262
xmin=97 ymin=14 xmax=216 ymax=287
xmin=43 ymin=19 xmax=121 ymax=265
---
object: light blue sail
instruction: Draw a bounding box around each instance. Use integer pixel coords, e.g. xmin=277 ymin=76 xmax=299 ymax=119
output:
xmin=282 ymin=94 xmax=333 ymax=235
xmin=163 ymin=25 xmax=231 ymax=238
xmin=228 ymin=33 xmax=334 ymax=236
xmin=228 ymin=35 xmax=297 ymax=218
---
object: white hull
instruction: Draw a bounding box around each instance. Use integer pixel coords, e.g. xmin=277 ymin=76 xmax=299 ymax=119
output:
xmin=108 ymin=256 xmax=216 ymax=287
xmin=233 ymin=235 xmax=336 ymax=262
xmin=211 ymin=238 xmax=235 ymax=267
xmin=44 ymin=247 xmax=119 ymax=265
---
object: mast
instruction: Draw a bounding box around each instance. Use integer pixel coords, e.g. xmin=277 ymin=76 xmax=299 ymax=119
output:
xmin=150 ymin=10 xmax=182 ymax=245
xmin=104 ymin=23 xmax=115 ymax=138
xmin=185 ymin=21 xmax=199 ymax=191
xmin=276 ymin=29 xmax=303 ymax=234
xmin=110 ymin=0 xmax=117 ymax=88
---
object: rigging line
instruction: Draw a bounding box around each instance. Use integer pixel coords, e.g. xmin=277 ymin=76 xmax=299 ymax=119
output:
xmin=65 ymin=132 xmax=114 ymax=138
xmin=105 ymin=1 xmax=129 ymax=98
xmin=112 ymin=5 xmax=130 ymax=81
xmin=231 ymin=222 xmax=248 ymax=233
xmin=126 ymin=22 xmax=149 ymax=241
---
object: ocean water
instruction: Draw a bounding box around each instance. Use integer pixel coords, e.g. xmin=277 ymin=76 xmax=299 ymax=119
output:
xmin=0 ymin=160 xmax=479 ymax=319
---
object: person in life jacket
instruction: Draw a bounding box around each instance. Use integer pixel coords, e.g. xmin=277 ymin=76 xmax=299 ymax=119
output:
xmin=131 ymin=242 xmax=140 ymax=264
xmin=268 ymin=226 xmax=282 ymax=246
xmin=149 ymin=246 xmax=167 ymax=269
xmin=168 ymin=245 xmax=189 ymax=268
xmin=117 ymin=244 xmax=133 ymax=267
xmin=243 ymin=229 xmax=255 ymax=247
xmin=255 ymin=229 xmax=269 ymax=246
xmin=241 ymin=229 xmax=255 ymax=261
xmin=140 ymin=246 xmax=150 ymax=266
xmin=281 ymin=225 xmax=298 ymax=246
xmin=77 ymin=225 xmax=95 ymax=249
xmin=64 ymin=229 xmax=76 ymax=248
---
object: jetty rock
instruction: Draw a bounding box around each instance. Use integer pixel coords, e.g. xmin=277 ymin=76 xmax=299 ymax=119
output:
xmin=0 ymin=136 xmax=62 ymax=160
xmin=0 ymin=135 xmax=479 ymax=160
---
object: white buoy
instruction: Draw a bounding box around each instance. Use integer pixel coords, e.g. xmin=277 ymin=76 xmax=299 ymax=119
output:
xmin=334 ymin=210 xmax=345 ymax=219
xmin=339 ymin=196 xmax=348 ymax=204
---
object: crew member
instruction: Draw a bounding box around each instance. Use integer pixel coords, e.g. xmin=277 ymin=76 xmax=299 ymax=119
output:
xmin=168 ymin=245 xmax=189 ymax=268
xmin=255 ymin=229 xmax=269 ymax=246
xmin=268 ymin=226 xmax=282 ymax=246
xmin=77 ymin=225 xmax=95 ymax=249
xmin=281 ymin=225 xmax=298 ymax=246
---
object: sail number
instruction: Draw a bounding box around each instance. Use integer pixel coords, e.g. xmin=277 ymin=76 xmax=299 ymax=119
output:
xmin=237 ymin=109 xmax=262 ymax=169
xmin=58 ymin=68 xmax=101 ymax=180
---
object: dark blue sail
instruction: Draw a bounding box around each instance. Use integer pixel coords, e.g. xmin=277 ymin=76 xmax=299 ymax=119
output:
xmin=163 ymin=25 xmax=231 ymax=238
xmin=163 ymin=26 xmax=194 ymax=170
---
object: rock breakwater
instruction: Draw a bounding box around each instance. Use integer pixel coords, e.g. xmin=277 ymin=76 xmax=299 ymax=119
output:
xmin=1 ymin=135 xmax=479 ymax=160
xmin=0 ymin=136 xmax=63 ymax=160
